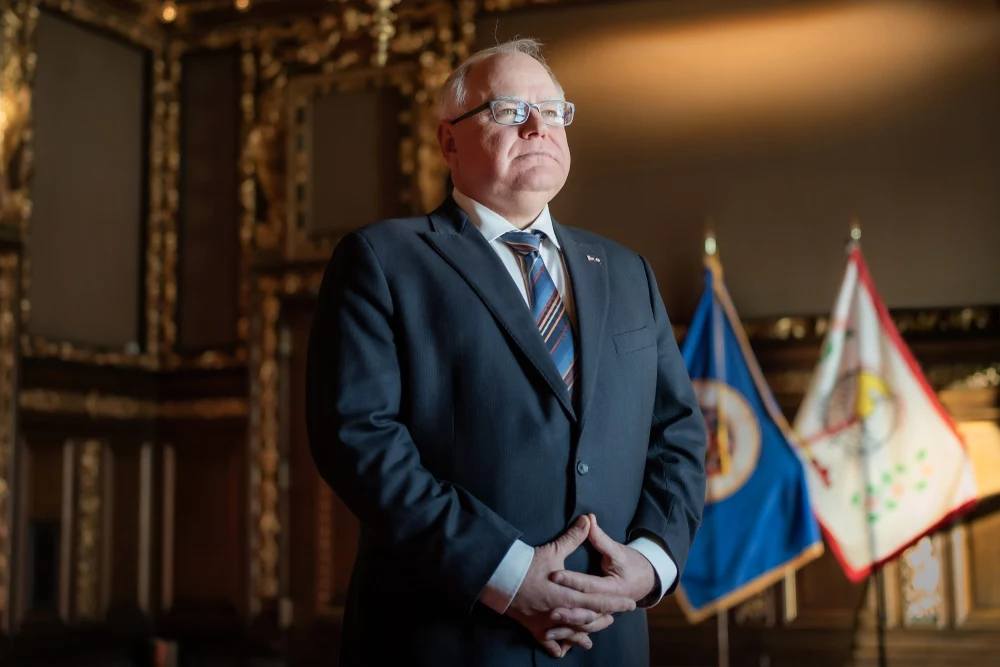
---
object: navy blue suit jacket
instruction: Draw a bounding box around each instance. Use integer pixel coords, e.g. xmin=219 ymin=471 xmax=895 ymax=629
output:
xmin=305 ymin=197 xmax=707 ymax=666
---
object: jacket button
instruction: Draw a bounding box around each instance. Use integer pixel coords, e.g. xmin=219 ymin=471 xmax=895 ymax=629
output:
xmin=576 ymin=460 xmax=589 ymax=475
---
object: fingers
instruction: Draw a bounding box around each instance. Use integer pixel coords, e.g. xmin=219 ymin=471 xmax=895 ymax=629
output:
xmin=580 ymin=614 xmax=614 ymax=633
xmin=541 ymin=637 xmax=588 ymax=659
xmin=586 ymin=514 xmax=620 ymax=558
xmin=549 ymin=608 xmax=616 ymax=633
xmin=565 ymin=589 xmax=636 ymax=615
xmin=551 ymin=570 xmax=623 ymax=595
xmin=545 ymin=627 xmax=593 ymax=649
xmin=542 ymin=639 xmax=563 ymax=659
xmin=550 ymin=607 xmax=602 ymax=626
xmin=553 ymin=515 xmax=590 ymax=557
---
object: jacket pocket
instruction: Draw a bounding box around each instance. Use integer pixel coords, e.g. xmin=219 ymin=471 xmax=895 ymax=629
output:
xmin=612 ymin=326 xmax=656 ymax=354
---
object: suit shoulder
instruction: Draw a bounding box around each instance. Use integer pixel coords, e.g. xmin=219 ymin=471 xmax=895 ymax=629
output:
xmin=351 ymin=214 xmax=432 ymax=245
xmin=560 ymin=225 xmax=644 ymax=263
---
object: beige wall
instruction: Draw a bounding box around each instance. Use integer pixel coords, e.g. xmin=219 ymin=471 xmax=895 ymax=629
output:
xmin=479 ymin=0 xmax=1000 ymax=318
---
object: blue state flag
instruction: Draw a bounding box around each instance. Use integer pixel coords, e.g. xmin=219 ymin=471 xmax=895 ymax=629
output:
xmin=677 ymin=255 xmax=824 ymax=623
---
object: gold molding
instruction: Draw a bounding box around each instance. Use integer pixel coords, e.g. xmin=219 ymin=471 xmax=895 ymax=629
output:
xmin=0 ymin=252 xmax=18 ymax=624
xmin=249 ymin=269 xmax=323 ymax=613
xmin=239 ymin=42 xmax=257 ymax=344
xmin=250 ymin=275 xmax=281 ymax=610
xmin=1 ymin=0 xmax=37 ymax=335
xmin=0 ymin=0 xmax=36 ymax=237
xmin=480 ymin=0 xmax=591 ymax=11
xmin=765 ymin=363 xmax=1000 ymax=399
xmin=73 ymin=439 xmax=103 ymax=619
xmin=19 ymin=389 xmax=248 ymax=420
xmin=369 ymin=0 xmax=402 ymax=67
xmin=153 ymin=40 xmax=184 ymax=359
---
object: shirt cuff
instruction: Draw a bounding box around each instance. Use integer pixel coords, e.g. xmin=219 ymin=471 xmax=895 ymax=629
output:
xmin=628 ymin=536 xmax=677 ymax=607
xmin=479 ymin=539 xmax=534 ymax=615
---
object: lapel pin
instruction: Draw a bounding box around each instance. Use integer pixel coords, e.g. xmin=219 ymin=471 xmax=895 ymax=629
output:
xmin=586 ymin=255 xmax=601 ymax=263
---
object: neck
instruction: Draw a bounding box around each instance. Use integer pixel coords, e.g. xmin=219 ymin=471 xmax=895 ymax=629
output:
xmin=456 ymin=186 xmax=549 ymax=230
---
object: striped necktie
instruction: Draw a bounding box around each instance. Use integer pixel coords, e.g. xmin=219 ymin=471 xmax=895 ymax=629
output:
xmin=500 ymin=230 xmax=577 ymax=398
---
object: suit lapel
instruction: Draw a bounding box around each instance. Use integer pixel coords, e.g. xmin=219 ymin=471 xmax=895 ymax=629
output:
xmin=555 ymin=223 xmax=608 ymax=430
xmin=422 ymin=202 xmax=577 ymax=422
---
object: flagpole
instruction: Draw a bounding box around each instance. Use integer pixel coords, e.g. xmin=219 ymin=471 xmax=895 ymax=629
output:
xmin=705 ymin=224 xmax=730 ymax=667
xmin=849 ymin=218 xmax=889 ymax=667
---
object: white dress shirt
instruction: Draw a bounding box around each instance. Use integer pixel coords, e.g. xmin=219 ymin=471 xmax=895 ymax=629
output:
xmin=451 ymin=188 xmax=678 ymax=615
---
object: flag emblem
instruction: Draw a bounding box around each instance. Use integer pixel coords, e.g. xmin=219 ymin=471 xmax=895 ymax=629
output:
xmin=819 ymin=368 xmax=900 ymax=457
xmin=692 ymin=379 xmax=761 ymax=503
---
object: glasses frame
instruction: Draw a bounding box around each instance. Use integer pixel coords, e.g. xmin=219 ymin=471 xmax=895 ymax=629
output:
xmin=448 ymin=99 xmax=575 ymax=127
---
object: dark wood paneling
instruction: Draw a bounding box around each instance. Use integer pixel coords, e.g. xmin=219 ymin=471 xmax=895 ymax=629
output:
xmin=22 ymin=358 xmax=158 ymax=398
xmin=169 ymin=424 xmax=246 ymax=613
xmin=177 ymin=48 xmax=241 ymax=351
xmin=791 ymin=546 xmax=865 ymax=629
xmin=109 ymin=442 xmax=141 ymax=610
xmin=24 ymin=440 xmax=65 ymax=623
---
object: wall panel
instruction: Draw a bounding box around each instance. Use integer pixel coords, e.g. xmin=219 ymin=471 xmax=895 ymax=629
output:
xmin=177 ymin=49 xmax=241 ymax=351
xmin=29 ymin=10 xmax=147 ymax=346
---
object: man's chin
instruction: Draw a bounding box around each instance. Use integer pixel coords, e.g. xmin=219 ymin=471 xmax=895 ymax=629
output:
xmin=511 ymin=170 xmax=567 ymax=196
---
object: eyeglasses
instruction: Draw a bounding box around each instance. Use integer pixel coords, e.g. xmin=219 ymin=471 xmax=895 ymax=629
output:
xmin=448 ymin=99 xmax=575 ymax=127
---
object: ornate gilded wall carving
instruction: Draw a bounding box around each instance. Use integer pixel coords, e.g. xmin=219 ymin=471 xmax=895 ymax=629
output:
xmin=899 ymin=535 xmax=947 ymax=628
xmin=73 ymin=439 xmax=103 ymax=619
xmin=0 ymin=1 xmax=37 ymax=235
xmin=248 ymin=270 xmax=322 ymax=613
xmin=19 ymin=389 xmax=247 ymax=420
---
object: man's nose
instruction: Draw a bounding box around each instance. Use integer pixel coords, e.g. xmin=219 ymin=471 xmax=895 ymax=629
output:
xmin=518 ymin=107 xmax=548 ymax=137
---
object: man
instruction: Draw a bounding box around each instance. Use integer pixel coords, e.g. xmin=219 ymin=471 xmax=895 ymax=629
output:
xmin=305 ymin=38 xmax=707 ymax=666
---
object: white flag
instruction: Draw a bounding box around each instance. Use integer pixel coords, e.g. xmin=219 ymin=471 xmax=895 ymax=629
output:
xmin=792 ymin=247 xmax=977 ymax=581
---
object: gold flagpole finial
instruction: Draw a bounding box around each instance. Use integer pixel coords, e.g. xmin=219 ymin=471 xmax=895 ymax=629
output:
xmin=848 ymin=216 xmax=862 ymax=252
xmin=704 ymin=217 xmax=717 ymax=257
xmin=704 ymin=217 xmax=723 ymax=278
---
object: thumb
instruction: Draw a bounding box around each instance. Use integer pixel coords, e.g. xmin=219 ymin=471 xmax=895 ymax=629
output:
xmin=553 ymin=515 xmax=590 ymax=556
xmin=587 ymin=514 xmax=620 ymax=558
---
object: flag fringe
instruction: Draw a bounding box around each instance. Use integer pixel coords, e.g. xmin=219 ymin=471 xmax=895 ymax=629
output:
xmin=677 ymin=542 xmax=825 ymax=624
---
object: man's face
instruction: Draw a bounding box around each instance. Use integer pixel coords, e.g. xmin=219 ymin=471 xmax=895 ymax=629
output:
xmin=439 ymin=53 xmax=571 ymax=209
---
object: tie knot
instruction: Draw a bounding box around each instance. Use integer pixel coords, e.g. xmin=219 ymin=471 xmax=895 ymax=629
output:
xmin=500 ymin=230 xmax=545 ymax=256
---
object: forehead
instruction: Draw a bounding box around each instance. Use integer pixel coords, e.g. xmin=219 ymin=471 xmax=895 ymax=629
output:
xmin=467 ymin=52 xmax=561 ymax=101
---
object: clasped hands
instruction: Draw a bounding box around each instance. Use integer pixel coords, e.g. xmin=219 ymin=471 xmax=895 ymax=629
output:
xmin=505 ymin=514 xmax=656 ymax=659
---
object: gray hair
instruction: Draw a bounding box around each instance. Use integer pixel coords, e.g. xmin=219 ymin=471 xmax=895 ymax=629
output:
xmin=436 ymin=38 xmax=565 ymax=121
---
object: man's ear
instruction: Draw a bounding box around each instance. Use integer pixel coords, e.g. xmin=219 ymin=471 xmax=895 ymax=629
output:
xmin=437 ymin=121 xmax=457 ymax=166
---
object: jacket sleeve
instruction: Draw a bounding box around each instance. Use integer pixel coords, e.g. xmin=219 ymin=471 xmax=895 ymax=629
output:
xmin=305 ymin=231 xmax=523 ymax=612
xmin=626 ymin=255 xmax=708 ymax=593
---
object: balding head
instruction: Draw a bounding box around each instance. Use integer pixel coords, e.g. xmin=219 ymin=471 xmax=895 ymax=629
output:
xmin=437 ymin=38 xmax=565 ymax=121
xmin=436 ymin=39 xmax=572 ymax=228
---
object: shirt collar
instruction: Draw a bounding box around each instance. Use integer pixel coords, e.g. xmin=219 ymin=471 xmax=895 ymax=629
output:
xmin=452 ymin=187 xmax=560 ymax=249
